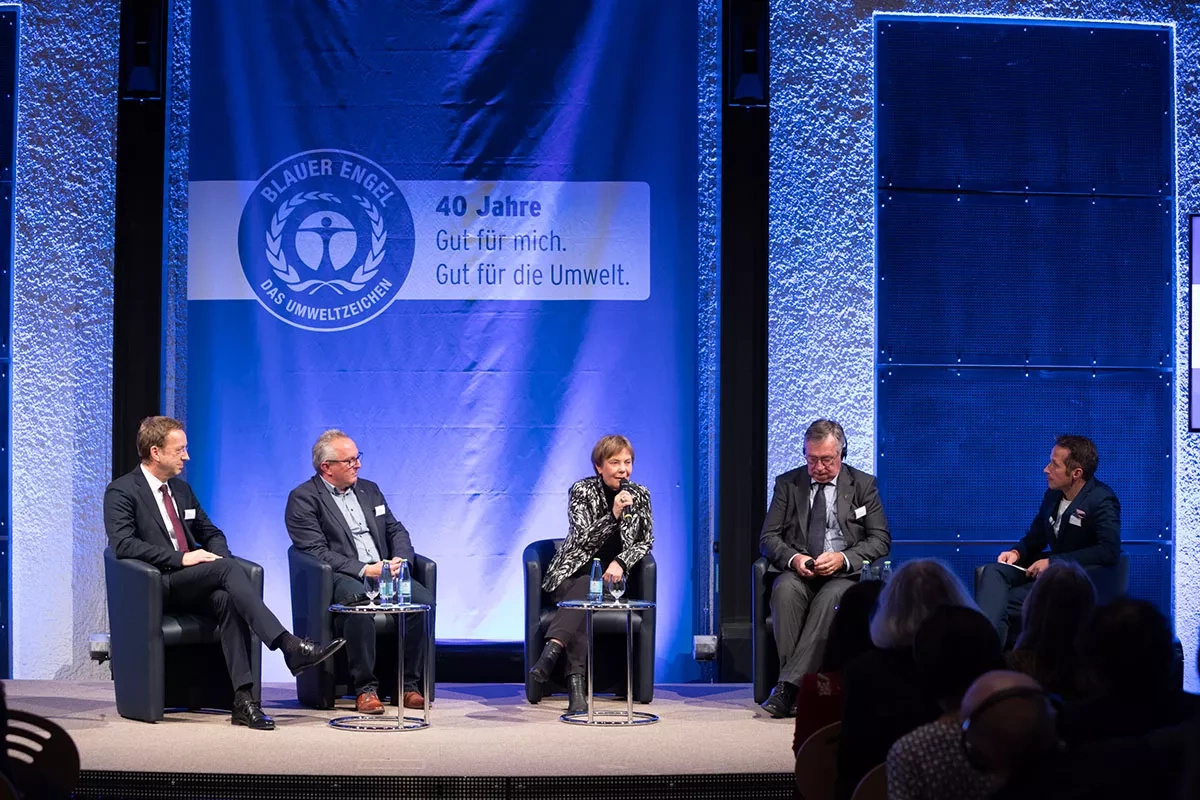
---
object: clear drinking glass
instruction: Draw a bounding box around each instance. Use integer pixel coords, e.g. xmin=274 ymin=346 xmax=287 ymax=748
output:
xmin=363 ymin=574 xmax=380 ymax=605
xmin=606 ymin=574 xmax=627 ymax=603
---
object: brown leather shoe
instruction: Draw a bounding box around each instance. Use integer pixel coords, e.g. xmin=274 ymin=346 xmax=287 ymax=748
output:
xmin=402 ymin=690 xmax=425 ymax=709
xmin=356 ymin=690 xmax=385 ymax=715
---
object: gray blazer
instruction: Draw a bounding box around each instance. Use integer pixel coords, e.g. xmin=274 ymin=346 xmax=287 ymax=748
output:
xmin=285 ymin=474 xmax=415 ymax=578
xmin=759 ymin=464 xmax=890 ymax=574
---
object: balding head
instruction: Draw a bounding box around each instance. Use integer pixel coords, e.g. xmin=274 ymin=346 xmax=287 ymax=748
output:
xmin=960 ymin=670 xmax=1060 ymax=778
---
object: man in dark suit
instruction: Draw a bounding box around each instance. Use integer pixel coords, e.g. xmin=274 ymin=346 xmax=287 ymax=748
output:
xmin=104 ymin=416 xmax=345 ymax=730
xmin=759 ymin=419 xmax=891 ymax=718
xmin=285 ymin=429 xmax=432 ymax=714
xmin=975 ymin=434 xmax=1120 ymax=646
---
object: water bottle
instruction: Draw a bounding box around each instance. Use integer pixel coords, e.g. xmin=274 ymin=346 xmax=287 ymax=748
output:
xmin=861 ymin=559 xmax=873 ymax=581
xmin=397 ymin=559 xmax=412 ymax=604
xmin=880 ymin=560 xmax=893 ymax=584
xmin=380 ymin=561 xmax=394 ymax=605
xmin=587 ymin=558 xmax=603 ymax=602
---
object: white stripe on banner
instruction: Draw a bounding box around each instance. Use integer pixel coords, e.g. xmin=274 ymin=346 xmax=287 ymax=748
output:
xmin=189 ymin=177 xmax=650 ymax=304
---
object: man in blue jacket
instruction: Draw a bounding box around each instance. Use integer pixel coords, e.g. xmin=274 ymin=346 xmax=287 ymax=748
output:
xmin=975 ymin=435 xmax=1120 ymax=646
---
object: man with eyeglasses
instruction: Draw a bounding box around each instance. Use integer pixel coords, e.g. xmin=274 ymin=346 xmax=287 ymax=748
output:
xmin=285 ymin=429 xmax=431 ymax=715
xmin=104 ymin=416 xmax=346 ymax=730
xmin=759 ymin=419 xmax=891 ymax=718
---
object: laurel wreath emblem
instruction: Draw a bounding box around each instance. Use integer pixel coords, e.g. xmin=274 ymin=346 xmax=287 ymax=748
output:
xmin=265 ymin=191 xmax=388 ymax=295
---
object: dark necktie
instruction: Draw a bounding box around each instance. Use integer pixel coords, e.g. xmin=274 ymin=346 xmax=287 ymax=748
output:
xmin=159 ymin=484 xmax=191 ymax=553
xmin=808 ymin=483 xmax=829 ymax=557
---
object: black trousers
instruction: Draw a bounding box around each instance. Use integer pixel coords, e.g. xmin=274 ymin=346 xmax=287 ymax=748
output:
xmin=331 ymin=572 xmax=432 ymax=695
xmin=161 ymin=558 xmax=287 ymax=691
xmin=544 ymin=574 xmax=591 ymax=676
xmin=976 ymin=561 xmax=1035 ymax=646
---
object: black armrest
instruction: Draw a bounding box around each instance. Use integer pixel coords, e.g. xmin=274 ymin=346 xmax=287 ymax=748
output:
xmin=105 ymin=547 xmax=164 ymax=649
xmin=287 ymin=546 xmax=334 ymax=644
xmin=634 ymin=551 xmax=656 ymax=601
xmin=525 ymin=537 xmax=561 ymax=642
xmin=412 ymin=553 xmax=436 ymax=603
xmin=104 ymin=547 xmax=166 ymax=721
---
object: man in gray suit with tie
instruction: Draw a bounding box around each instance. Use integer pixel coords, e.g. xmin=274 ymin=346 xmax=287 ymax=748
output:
xmin=759 ymin=419 xmax=891 ymax=718
xmin=285 ymin=429 xmax=431 ymax=715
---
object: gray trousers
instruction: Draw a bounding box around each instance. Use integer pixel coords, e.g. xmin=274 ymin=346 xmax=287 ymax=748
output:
xmin=770 ymin=571 xmax=856 ymax=685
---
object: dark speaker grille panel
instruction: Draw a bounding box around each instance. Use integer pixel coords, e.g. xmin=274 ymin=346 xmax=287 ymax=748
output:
xmin=877 ymin=367 xmax=1170 ymax=544
xmin=875 ymin=17 xmax=1172 ymax=624
xmin=876 ymin=18 xmax=1172 ymax=195
xmin=877 ymin=192 xmax=1172 ymax=367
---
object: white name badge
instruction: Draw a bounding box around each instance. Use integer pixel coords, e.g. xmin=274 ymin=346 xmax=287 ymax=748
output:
xmin=184 ymin=509 xmax=197 ymax=520
xmin=854 ymin=506 xmax=867 ymax=519
xmin=375 ymin=505 xmax=386 ymax=517
xmin=1069 ymin=515 xmax=1082 ymax=526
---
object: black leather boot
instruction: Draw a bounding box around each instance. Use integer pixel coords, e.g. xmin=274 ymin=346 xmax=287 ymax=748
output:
xmin=529 ymin=639 xmax=563 ymax=683
xmin=567 ymin=673 xmax=588 ymax=714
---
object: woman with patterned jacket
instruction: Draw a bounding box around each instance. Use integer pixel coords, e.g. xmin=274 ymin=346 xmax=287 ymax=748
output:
xmin=528 ymin=434 xmax=654 ymax=714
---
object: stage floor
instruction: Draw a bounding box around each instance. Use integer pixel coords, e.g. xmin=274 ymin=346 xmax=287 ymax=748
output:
xmin=6 ymin=680 xmax=795 ymax=778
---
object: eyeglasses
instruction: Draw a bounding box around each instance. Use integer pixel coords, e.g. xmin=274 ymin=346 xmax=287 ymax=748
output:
xmin=325 ymin=453 xmax=363 ymax=467
xmin=805 ymin=455 xmax=838 ymax=468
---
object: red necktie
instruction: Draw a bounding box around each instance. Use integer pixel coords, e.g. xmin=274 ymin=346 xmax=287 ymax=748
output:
xmin=159 ymin=484 xmax=191 ymax=553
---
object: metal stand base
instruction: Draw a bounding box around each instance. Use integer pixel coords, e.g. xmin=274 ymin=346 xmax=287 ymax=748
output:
xmin=329 ymin=714 xmax=430 ymax=732
xmin=559 ymin=710 xmax=658 ymax=726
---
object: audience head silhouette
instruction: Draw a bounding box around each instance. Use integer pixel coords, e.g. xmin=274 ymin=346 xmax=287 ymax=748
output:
xmin=1078 ymin=597 xmax=1175 ymax=693
xmin=960 ymin=670 xmax=1060 ymax=779
xmin=870 ymin=559 xmax=975 ymax=649
xmin=1013 ymin=561 xmax=1096 ymax=693
xmin=914 ymin=605 xmax=1005 ymax=712
xmin=819 ymin=578 xmax=884 ymax=672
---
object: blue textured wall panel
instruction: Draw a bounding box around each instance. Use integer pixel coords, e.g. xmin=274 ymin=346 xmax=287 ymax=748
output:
xmin=876 ymin=18 xmax=1172 ymax=195
xmin=875 ymin=17 xmax=1173 ymax=625
xmin=877 ymin=192 xmax=1173 ymax=366
xmin=877 ymin=367 xmax=1171 ymax=544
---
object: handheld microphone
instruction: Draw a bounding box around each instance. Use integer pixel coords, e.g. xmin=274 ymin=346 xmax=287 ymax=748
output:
xmin=618 ymin=479 xmax=633 ymax=512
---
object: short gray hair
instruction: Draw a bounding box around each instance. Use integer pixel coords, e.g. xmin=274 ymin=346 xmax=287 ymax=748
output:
xmin=804 ymin=419 xmax=845 ymax=452
xmin=312 ymin=429 xmax=350 ymax=472
xmin=869 ymin=559 xmax=977 ymax=650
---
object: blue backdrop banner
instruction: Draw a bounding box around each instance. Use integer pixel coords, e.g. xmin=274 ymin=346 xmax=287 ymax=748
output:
xmin=187 ymin=1 xmax=698 ymax=681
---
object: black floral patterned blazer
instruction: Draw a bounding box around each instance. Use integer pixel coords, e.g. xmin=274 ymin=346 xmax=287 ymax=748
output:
xmin=542 ymin=475 xmax=653 ymax=592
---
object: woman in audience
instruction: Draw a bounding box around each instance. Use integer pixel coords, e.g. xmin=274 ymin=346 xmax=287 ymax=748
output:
xmin=791 ymin=578 xmax=884 ymax=755
xmin=834 ymin=559 xmax=976 ymax=800
xmin=886 ymin=605 xmax=1006 ymax=800
xmin=1058 ymin=597 xmax=1200 ymax=744
xmin=1007 ymin=561 xmax=1095 ymax=698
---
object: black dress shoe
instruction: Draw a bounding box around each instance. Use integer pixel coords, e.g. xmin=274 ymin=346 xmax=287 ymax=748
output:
xmin=760 ymin=681 xmax=798 ymax=719
xmin=231 ymin=698 xmax=275 ymax=730
xmin=529 ymin=639 xmax=563 ymax=684
xmin=283 ymin=637 xmax=346 ymax=676
xmin=567 ymin=673 xmax=588 ymax=714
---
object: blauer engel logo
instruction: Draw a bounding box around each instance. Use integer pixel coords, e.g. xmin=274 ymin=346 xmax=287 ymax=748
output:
xmin=237 ymin=149 xmax=415 ymax=331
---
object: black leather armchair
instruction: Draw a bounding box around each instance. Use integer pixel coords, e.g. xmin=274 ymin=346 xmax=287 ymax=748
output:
xmin=973 ymin=552 xmax=1130 ymax=647
xmin=751 ymin=556 xmax=780 ymax=704
xmin=104 ymin=546 xmax=264 ymax=722
xmin=288 ymin=545 xmax=437 ymax=707
xmin=523 ymin=538 xmax=656 ymax=704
